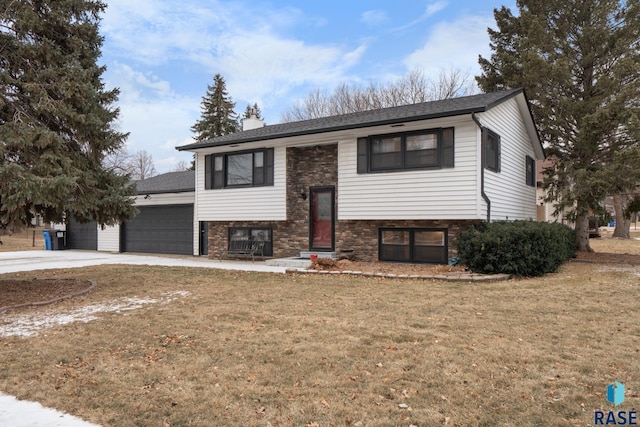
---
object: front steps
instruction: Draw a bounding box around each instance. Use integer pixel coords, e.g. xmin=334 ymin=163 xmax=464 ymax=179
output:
xmin=264 ymin=251 xmax=337 ymax=268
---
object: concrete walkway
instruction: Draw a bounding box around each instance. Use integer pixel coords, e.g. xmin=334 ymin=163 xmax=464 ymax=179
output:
xmin=0 ymin=249 xmax=287 ymax=426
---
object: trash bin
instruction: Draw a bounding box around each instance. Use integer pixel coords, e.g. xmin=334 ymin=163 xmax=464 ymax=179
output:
xmin=50 ymin=230 xmax=66 ymax=250
xmin=42 ymin=230 xmax=52 ymax=250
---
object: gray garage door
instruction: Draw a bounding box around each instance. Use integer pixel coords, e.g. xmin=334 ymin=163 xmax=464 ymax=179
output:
xmin=121 ymin=205 xmax=193 ymax=255
xmin=66 ymin=217 xmax=98 ymax=250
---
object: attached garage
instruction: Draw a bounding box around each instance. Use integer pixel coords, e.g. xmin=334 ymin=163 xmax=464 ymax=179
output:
xmin=58 ymin=171 xmax=197 ymax=255
xmin=120 ymin=204 xmax=194 ymax=255
xmin=66 ymin=216 xmax=98 ymax=250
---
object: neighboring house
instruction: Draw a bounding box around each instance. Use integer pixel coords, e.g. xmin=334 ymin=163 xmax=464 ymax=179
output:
xmin=65 ymin=171 xmax=197 ymax=255
xmin=178 ymin=88 xmax=544 ymax=263
xmin=535 ymin=158 xmax=572 ymax=224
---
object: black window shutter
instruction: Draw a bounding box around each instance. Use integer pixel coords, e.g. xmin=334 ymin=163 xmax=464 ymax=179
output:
xmin=496 ymin=134 xmax=502 ymax=173
xmin=204 ymin=155 xmax=212 ymax=189
xmin=441 ymin=128 xmax=455 ymax=168
xmin=357 ymin=138 xmax=368 ymax=173
xmin=526 ymin=156 xmax=535 ymax=186
xmin=265 ymin=148 xmax=274 ymax=185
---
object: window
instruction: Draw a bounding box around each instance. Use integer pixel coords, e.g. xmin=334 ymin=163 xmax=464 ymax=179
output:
xmin=484 ymin=129 xmax=500 ymax=172
xmin=205 ymin=148 xmax=274 ymax=189
xmin=357 ymin=128 xmax=454 ymax=173
xmin=525 ymin=155 xmax=535 ymax=187
xmin=228 ymin=227 xmax=273 ymax=256
xmin=379 ymin=228 xmax=448 ymax=264
xmin=371 ymin=136 xmax=402 ymax=170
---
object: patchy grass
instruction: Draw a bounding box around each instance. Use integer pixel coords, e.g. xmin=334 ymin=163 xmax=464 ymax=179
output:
xmin=1 ymin=258 xmax=639 ymax=426
xmin=0 ymin=227 xmax=46 ymax=252
xmin=592 ymin=229 xmax=640 ymax=255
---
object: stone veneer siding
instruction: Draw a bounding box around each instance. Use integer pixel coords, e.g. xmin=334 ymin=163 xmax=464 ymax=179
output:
xmin=208 ymin=144 xmax=338 ymax=259
xmin=335 ymin=219 xmax=481 ymax=262
xmin=208 ymin=143 xmax=480 ymax=262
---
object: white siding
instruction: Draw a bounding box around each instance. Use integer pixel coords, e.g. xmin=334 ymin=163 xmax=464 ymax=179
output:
xmin=478 ymin=98 xmax=537 ymax=221
xmin=97 ymin=225 xmax=120 ymax=252
xmin=195 ymin=146 xmax=287 ymax=221
xmin=338 ymin=116 xmax=481 ymax=220
xmin=133 ymin=192 xmax=194 ymax=206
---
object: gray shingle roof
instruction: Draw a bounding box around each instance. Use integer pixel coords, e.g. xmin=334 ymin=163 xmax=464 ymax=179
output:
xmin=134 ymin=170 xmax=195 ymax=194
xmin=177 ymin=88 xmax=523 ymax=151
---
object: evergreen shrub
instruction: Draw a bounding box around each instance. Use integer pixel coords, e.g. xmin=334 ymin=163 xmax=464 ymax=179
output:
xmin=455 ymin=221 xmax=576 ymax=276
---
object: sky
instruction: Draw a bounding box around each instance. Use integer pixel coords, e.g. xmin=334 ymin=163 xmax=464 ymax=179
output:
xmin=99 ymin=0 xmax=517 ymax=173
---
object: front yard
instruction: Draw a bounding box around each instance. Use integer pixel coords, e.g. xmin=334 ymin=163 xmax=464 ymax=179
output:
xmin=1 ymin=236 xmax=639 ymax=426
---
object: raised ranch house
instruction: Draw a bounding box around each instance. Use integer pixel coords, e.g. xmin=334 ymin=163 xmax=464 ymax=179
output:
xmin=178 ymin=88 xmax=544 ymax=264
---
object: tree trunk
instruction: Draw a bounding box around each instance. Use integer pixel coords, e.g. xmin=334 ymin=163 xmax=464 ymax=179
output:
xmin=575 ymin=213 xmax=593 ymax=252
xmin=612 ymin=193 xmax=631 ymax=238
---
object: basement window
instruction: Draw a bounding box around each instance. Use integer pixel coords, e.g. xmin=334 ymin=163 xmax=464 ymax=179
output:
xmin=379 ymin=228 xmax=448 ymax=264
xmin=228 ymin=227 xmax=273 ymax=256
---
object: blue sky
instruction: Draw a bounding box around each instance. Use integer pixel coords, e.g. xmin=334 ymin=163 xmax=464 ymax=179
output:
xmin=99 ymin=0 xmax=516 ymax=173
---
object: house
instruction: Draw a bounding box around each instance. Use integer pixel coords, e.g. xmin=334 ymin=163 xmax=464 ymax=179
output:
xmin=65 ymin=170 xmax=197 ymax=255
xmin=535 ymin=158 xmax=572 ymax=224
xmin=177 ymin=88 xmax=544 ymax=263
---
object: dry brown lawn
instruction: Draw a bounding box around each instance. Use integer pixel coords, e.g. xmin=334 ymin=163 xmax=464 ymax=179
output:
xmin=0 ymin=227 xmax=46 ymax=252
xmin=0 ymin=232 xmax=638 ymax=426
xmin=591 ymin=229 xmax=640 ymax=255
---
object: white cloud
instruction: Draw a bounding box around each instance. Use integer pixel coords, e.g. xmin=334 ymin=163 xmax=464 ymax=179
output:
xmin=425 ymin=1 xmax=448 ymax=17
xmin=361 ymin=10 xmax=387 ymax=26
xmin=102 ymin=0 xmax=236 ymax=65
xmin=103 ymin=64 xmax=198 ymax=173
xmin=392 ymin=1 xmax=448 ymax=32
xmin=107 ymin=63 xmax=173 ymax=100
xmin=403 ymin=14 xmax=492 ymax=80
xmin=117 ymin=97 xmax=196 ymax=160
xmin=101 ymin=0 xmax=365 ymax=126
xmin=99 ymin=0 xmax=371 ymax=172
xmin=209 ymin=33 xmax=367 ymax=102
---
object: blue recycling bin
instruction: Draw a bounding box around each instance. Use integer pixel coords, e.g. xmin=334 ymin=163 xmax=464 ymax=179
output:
xmin=42 ymin=230 xmax=52 ymax=250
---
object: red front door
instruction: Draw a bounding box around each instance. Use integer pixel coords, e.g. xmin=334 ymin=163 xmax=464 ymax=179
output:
xmin=310 ymin=187 xmax=334 ymax=250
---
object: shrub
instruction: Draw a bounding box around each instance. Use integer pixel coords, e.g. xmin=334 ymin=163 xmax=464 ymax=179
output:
xmin=455 ymin=221 xmax=576 ymax=277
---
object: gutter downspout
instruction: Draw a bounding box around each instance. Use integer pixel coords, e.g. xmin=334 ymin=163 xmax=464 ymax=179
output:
xmin=472 ymin=113 xmax=491 ymax=223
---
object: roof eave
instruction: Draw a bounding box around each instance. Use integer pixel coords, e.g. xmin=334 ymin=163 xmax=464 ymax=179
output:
xmin=135 ymin=188 xmax=195 ymax=196
xmin=176 ymin=107 xmax=489 ymax=152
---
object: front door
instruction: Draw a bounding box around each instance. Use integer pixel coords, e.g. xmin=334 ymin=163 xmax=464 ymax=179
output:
xmin=310 ymin=186 xmax=335 ymax=251
xmin=199 ymin=221 xmax=208 ymax=256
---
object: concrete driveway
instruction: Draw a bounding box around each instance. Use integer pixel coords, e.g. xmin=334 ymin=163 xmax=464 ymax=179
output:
xmin=0 ymin=250 xmax=287 ymax=274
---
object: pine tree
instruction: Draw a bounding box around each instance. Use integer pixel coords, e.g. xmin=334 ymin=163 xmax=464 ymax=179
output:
xmin=477 ymin=0 xmax=640 ymax=252
xmin=191 ymin=74 xmax=239 ymax=141
xmin=0 ymin=0 xmax=136 ymax=230
xmin=242 ymin=103 xmax=263 ymax=120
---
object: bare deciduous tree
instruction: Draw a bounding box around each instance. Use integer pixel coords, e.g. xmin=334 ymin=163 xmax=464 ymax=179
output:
xmin=129 ymin=150 xmax=157 ymax=180
xmin=171 ymin=160 xmax=190 ymax=172
xmin=103 ymin=149 xmax=157 ymax=180
xmin=103 ymin=147 xmax=134 ymax=176
xmin=280 ymin=68 xmax=477 ymax=122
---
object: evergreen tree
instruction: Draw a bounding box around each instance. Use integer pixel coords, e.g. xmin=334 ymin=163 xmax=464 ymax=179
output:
xmin=191 ymin=74 xmax=239 ymax=141
xmin=0 ymin=0 xmax=136 ymax=230
xmin=242 ymin=102 xmax=263 ymax=120
xmin=477 ymin=0 xmax=640 ymax=252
